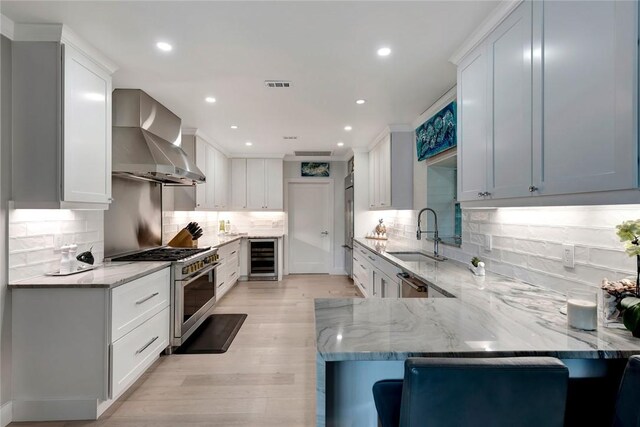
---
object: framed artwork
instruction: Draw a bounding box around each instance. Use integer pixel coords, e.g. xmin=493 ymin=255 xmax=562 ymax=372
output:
xmin=416 ymin=100 xmax=457 ymax=161
xmin=301 ymin=162 xmax=330 ymax=177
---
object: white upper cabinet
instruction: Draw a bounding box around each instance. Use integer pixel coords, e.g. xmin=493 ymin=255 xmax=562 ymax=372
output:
xmin=230 ymin=158 xmax=247 ymax=209
xmin=62 ymin=44 xmax=112 ymax=204
xmin=457 ymin=48 xmax=489 ymax=202
xmin=246 ymin=159 xmax=266 ymax=210
xmin=533 ymin=0 xmax=638 ymax=195
xmin=213 ymin=150 xmax=229 ymax=209
xmin=486 ymin=0 xmax=533 ymax=199
xmin=455 ymin=0 xmax=638 ymax=205
xmin=368 ymin=130 xmax=413 ymax=209
xmin=11 ymin=27 xmax=117 ymax=209
xmin=244 ymin=159 xmax=283 ymax=210
xmin=169 ymin=133 xmax=228 ymax=211
xmin=264 ymin=159 xmax=283 ymax=210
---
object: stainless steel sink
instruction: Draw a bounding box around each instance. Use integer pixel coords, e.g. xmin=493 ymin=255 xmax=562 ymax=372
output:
xmin=386 ymin=251 xmax=446 ymax=262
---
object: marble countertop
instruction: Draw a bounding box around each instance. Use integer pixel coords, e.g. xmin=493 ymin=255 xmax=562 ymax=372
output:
xmin=8 ymin=261 xmax=171 ymax=289
xmin=314 ymin=238 xmax=640 ymax=361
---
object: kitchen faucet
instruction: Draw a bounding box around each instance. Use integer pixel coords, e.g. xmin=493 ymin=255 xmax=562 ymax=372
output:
xmin=416 ymin=207 xmax=441 ymax=258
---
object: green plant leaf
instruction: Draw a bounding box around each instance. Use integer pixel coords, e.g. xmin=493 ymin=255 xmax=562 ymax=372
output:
xmin=621 ymin=297 xmax=640 ymax=310
xmin=623 ymin=304 xmax=640 ymax=338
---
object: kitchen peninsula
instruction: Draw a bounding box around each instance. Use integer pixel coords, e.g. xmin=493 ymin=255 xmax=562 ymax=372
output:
xmin=315 ymin=238 xmax=640 ymax=427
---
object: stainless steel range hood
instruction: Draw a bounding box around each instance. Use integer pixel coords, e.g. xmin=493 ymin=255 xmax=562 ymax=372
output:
xmin=112 ymin=89 xmax=205 ymax=185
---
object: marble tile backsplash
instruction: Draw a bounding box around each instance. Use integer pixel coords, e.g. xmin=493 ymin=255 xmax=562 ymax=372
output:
xmin=374 ymin=205 xmax=640 ymax=294
xmin=8 ymin=209 xmax=104 ymax=282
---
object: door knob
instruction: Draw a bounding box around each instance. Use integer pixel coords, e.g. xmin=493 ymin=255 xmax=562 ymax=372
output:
xmin=321 ymin=231 xmax=329 ymax=235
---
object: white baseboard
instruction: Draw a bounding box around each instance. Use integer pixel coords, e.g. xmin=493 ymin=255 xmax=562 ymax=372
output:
xmin=0 ymin=401 xmax=12 ymax=427
xmin=330 ymin=269 xmax=347 ymax=276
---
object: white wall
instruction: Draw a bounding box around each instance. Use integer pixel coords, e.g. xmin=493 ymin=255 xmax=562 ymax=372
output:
xmin=283 ymin=161 xmax=347 ymax=274
xmin=0 ymin=33 xmax=12 ymax=422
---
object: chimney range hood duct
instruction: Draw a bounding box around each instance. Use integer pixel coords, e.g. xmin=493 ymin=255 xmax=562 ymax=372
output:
xmin=112 ymin=89 xmax=205 ymax=185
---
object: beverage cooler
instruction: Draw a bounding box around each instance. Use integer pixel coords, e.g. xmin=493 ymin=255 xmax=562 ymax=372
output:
xmin=247 ymin=238 xmax=278 ymax=280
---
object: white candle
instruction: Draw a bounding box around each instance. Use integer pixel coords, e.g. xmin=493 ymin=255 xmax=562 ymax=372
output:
xmin=567 ymin=298 xmax=597 ymax=330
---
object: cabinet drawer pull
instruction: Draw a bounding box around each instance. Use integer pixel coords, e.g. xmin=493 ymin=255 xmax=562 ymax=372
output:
xmin=368 ymin=256 xmax=376 ymax=262
xmin=353 ymin=273 xmax=359 ymax=280
xmin=135 ymin=292 xmax=159 ymax=305
xmin=135 ymin=336 xmax=159 ymax=355
xmin=231 ymin=251 xmax=237 ymax=255
xmin=360 ymin=264 xmax=366 ymax=270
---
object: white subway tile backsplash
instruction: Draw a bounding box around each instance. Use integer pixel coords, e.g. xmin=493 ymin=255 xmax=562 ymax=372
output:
xmin=9 ymin=210 xmax=104 ymax=282
xmin=379 ymin=205 xmax=640 ymax=294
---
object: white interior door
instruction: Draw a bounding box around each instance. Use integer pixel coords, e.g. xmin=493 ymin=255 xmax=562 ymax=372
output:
xmin=288 ymin=182 xmax=332 ymax=274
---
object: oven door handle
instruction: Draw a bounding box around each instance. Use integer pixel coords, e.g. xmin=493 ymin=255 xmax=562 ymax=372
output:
xmin=179 ymin=263 xmax=219 ymax=285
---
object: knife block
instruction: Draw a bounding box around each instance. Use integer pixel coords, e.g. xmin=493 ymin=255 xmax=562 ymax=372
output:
xmin=168 ymin=229 xmax=198 ymax=248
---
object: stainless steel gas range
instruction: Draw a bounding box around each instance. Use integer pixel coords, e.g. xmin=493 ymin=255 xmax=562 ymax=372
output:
xmin=112 ymin=246 xmax=219 ymax=349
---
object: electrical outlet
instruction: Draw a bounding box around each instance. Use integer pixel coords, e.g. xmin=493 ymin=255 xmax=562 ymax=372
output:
xmin=563 ymin=244 xmax=575 ymax=268
xmin=484 ymin=235 xmax=492 ymax=252
xmin=54 ymin=234 xmax=63 ymax=251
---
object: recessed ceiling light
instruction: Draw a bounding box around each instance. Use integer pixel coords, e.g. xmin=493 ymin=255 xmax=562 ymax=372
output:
xmin=230 ymin=125 xmax=238 ymax=129
xmin=377 ymin=47 xmax=391 ymax=57
xmin=205 ymin=97 xmax=216 ymax=103
xmin=337 ymin=142 xmax=344 ymax=147
xmin=156 ymin=42 xmax=173 ymax=52
xmin=356 ymin=99 xmax=366 ymax=105
xmin=344 ymin=125 xmax=352 ymax=131
xmin=245 ymin=141 xmax=253 ymax=146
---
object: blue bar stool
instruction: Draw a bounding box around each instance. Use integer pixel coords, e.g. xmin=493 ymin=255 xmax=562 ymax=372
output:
xmin=373 ymin=357 xmax=569 ymax=427
xmin=613 ymin=355 xmax=640 ymax=426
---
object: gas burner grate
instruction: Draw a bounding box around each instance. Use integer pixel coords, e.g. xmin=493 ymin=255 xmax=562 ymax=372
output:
xmin=112 ymin=247 xmax=210 ymax=262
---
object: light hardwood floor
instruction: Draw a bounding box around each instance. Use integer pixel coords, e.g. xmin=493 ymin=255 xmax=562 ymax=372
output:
xmin=11 ymin=274 xmax=359 ymax=427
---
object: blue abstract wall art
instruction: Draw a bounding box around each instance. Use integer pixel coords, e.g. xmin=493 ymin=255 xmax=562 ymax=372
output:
xmin=301 ymin=162 xmax=330 ymax=177
xmin=416 ymin=100 xmax=457 ymax=161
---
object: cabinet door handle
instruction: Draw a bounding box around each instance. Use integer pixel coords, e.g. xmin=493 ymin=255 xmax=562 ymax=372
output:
xmin=368 ymin=256 xmax=376 ymax=262
xmin=528 ymin=185 xmax=538 ymax=193
xmin=135 ymin=292 xmax=159 ymax=305
xmin=135 ymin=336 xmax=159 ymax=354
xmin=231 ymin=251 xmax=237 ymax=255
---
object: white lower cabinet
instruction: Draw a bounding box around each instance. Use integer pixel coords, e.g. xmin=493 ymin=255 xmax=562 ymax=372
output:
xmin=111 ymin=308 xmax=169 ymax=398
xmin=11 ymin=267 xmax=171 ymax=422
xmin=353 ymin=242 xmax=401 ymax=298
xmin=215 ymin=240 xmax=241 ymax=300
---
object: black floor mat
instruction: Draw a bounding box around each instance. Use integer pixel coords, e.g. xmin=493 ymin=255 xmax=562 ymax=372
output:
xmin=176 ymin=314 xmax=247 ymax=354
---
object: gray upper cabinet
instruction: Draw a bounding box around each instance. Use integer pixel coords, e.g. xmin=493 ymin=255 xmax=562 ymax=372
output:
xmin=532 ymin=0 xmax=638 ymax=196
xmin=456 ymin=0 xmax=638 ymax=205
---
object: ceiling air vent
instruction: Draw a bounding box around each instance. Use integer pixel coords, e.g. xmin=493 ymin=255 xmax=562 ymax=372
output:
xmin=283 ymin=136 xmax=298 ymax=140
xmin=294 ymin=151 xmax=333 ymax=157
xmin=265 ymin=80 xmax=292 ymax=88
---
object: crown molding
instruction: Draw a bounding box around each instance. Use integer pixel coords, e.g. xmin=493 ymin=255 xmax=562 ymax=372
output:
xmin=449 ymin=0 xmax=523 ymax=65
xmin=412 ymin=86 xmax=457 ymax=129
xmin=0 ymin=14 xmax=15 ymax=40
xmin=366 ymin=124 xmax=413 ymax=151
xmin=10 ymin=22 xmax=118 ymax=73
xmin=182 ymin=127 xmax=231 ymax=157
xmin=228 ymin=153 xmax=286 ymax=159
